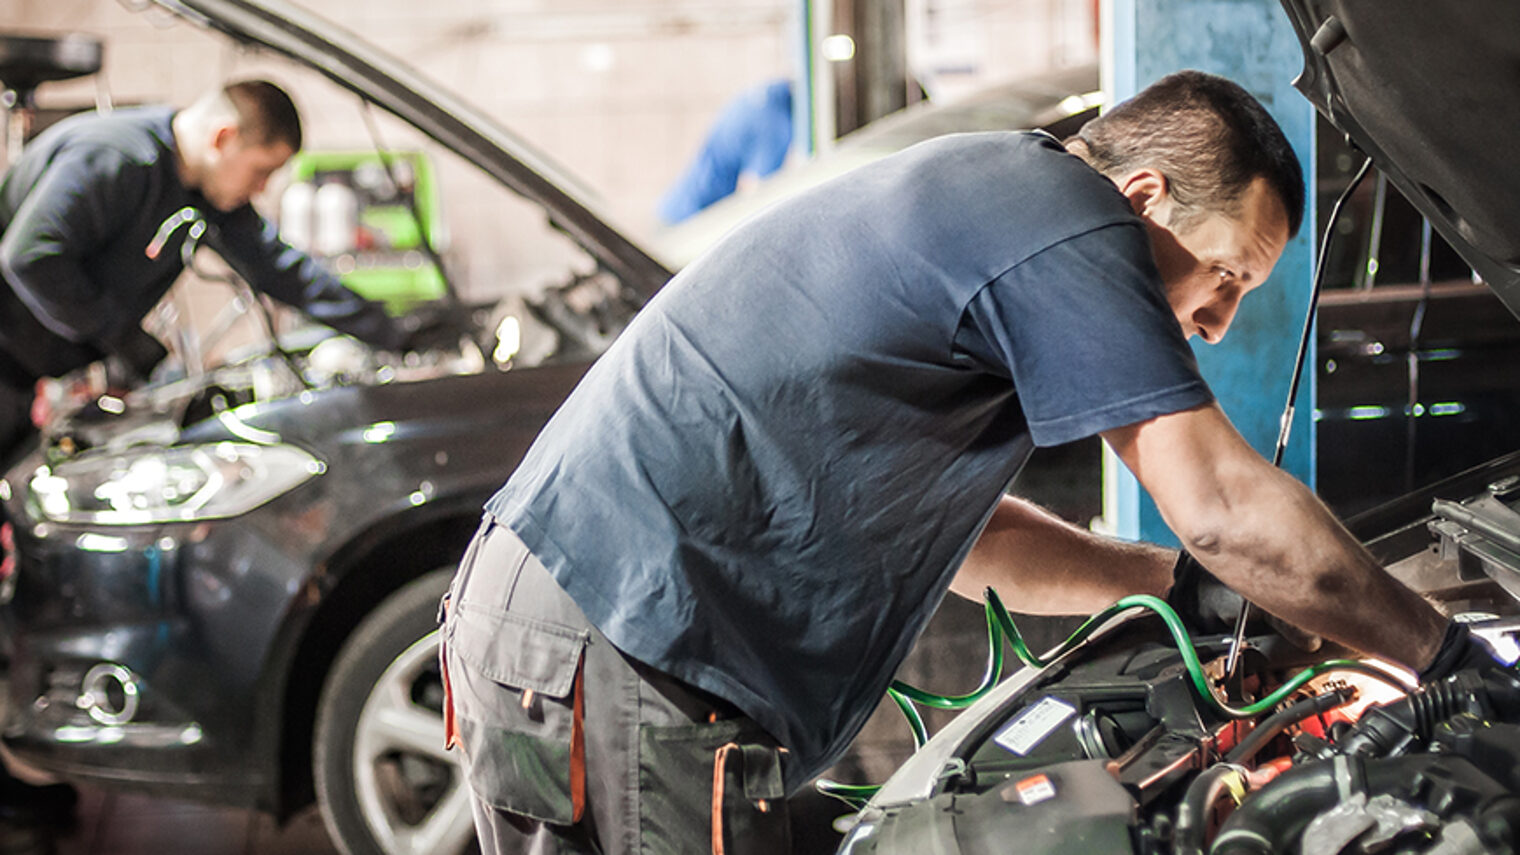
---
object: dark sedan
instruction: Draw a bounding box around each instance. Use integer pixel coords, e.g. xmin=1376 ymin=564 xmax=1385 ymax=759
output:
xmin=0 ymin=2 xmax=666 ymax=854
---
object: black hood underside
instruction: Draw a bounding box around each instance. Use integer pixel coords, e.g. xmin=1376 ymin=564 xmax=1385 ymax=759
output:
xmin=1279 ymin=0 xmax=1520 ymax=320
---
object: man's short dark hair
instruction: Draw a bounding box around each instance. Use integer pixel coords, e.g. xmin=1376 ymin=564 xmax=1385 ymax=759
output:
xmin=223 ymin=79 xmax=302 ymax=151
xmin=1067 ymin=70 xmax=1304 ymax=239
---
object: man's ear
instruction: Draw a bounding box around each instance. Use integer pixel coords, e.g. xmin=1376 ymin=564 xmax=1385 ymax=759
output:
xmin=209 ymin=123 xmax=239 ymax=157
xmin=1117 ymin=168 xmax=1172 ymax=224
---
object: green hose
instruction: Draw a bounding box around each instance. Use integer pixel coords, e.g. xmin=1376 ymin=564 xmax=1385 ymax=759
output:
xmin=900 ymin=589 xmax=1409 ymax=721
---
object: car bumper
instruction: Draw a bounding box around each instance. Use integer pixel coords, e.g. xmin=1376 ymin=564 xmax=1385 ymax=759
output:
xmin=0 ymin=517 xmax=301 ymax=805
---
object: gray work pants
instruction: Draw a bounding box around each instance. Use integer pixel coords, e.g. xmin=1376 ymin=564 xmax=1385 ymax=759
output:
xmin=441 ymin=519 xmax=792 ymax=855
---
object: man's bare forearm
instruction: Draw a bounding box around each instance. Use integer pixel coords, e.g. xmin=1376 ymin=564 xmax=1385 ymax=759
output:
xmin=1102 ymin=404 xmax=1446 ymax=672
xmin=954 ymin=495 xmax=1175 ymax=614
xmin=1175 ymin=463 xmax=1445 ymax=669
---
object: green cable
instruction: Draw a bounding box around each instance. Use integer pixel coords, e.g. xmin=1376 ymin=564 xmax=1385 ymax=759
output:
xmin=890 ymin=599 xmax=1007 ymax=710
xmin=901 ymin=589 xmax=1413 ymax=720
xmin=1087 ymin=593 xmax=1412 ymax=718
xmin=886 ymin=687 xmax=928 ymax=746
xmin=813 ymin=781 xmax=874 ymax=811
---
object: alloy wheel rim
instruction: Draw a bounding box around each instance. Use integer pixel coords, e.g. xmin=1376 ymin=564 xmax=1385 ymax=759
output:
xmin=350 ymin=630 xmax=476 ymax=855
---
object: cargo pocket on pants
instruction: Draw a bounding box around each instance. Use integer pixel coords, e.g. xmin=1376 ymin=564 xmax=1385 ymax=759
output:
xmin=639 ymin=721 xmax=791 ymax=854
xmin=447 ymin=602 xmax=590 ymax=824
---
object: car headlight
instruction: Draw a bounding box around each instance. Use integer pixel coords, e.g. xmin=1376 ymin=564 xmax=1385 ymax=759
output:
xmin=27 ymin=442 xmax=326 ymax=525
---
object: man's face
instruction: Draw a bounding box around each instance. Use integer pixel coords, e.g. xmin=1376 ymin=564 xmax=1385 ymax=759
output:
xmin=1147 ymin=176 xmax=1291 ymax=343
xmin=201 ymin=129 xmax=294 ymax=212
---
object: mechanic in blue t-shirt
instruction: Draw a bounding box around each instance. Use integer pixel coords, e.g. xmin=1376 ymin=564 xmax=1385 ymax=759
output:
xmin=657 ymin=79 xmax=793 ymax=225
xmin=443 ymin=71 xmax=1466 ymax=855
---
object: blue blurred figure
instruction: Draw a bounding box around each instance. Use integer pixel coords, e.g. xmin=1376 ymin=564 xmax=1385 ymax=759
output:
xmin=657 ymin=79 xmax=793 ymax=224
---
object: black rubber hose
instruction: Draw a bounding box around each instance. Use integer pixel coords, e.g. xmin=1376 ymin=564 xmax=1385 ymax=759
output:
xmin=1336 ymin=673 xmax=1479 ymax=758
xmin=1476 ymin=797 xmax=1520 ymax=850
xmin=1224 ymin=687 xmax=1354 ymax=764
xmin=1174 ymin=763 xmax=1248 ymax=855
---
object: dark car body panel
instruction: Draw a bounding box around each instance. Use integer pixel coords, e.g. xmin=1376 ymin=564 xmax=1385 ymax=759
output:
xmin=1316 ymin=281 xmax=1520 ymax=516
xmin=1 ymin=359 xmax=590 ymax=807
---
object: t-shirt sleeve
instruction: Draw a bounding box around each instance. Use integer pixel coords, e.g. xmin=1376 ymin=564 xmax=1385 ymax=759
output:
xmin=953 ymin=221 xmax=1213 ymax=447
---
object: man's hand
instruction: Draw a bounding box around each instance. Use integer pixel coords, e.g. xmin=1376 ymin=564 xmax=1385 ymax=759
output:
xmin=1420 ymin=621 xmax=1511 ymax=683
xmin=105 ymin=328 xmax=169 ymax=388
xmin=396 ymin=300 xmax=478 ymax=354
xmin=1166 ymin=551 xmax=1244 ymax=634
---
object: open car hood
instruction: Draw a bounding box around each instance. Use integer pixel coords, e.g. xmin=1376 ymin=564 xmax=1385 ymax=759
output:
xmin=1278 ymin=0 xmax=1520 ymax=319
xmin=146 ymin=0 xmax=671 ymax=299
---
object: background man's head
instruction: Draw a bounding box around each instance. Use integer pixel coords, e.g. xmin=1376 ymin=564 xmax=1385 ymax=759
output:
xmin=1066 ymin=71 xmax=1304 ymax=343
xmin=176 ymin=80 xmax=303 ymax=212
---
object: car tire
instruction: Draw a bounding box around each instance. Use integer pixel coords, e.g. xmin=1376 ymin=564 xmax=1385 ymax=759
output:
xmin=314 ymin=568 xmax=480 ymax=855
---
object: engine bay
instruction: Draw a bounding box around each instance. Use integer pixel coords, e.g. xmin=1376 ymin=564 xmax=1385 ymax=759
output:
xmin=838 ymin=474 xmax=1520 ymax=855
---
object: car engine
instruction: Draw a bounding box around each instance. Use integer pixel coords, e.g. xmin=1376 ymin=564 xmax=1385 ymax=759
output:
xmin=29 ymin=266 xmax=640 ymax=459
xmin=839 ymin=474 xmax=1520 ymax=855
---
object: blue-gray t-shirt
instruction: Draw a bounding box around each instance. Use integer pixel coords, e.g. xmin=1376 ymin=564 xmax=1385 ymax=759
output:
xmin=487 ymin=131 xmax=1212 ymax=786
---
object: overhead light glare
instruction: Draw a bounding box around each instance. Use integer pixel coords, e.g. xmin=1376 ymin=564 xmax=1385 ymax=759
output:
xmin=822 ymin=34 xmax=856 ymax=62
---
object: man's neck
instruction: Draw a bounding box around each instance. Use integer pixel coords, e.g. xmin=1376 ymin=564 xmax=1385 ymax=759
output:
xmin=168 ymin=111 xmax=201 ymax=191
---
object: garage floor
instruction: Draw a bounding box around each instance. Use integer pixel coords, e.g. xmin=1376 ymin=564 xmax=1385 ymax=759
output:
xmin=0 ymin=783 xmax=854 ymax=855
xmin=3 ymin=784 xmax=338 ymax=855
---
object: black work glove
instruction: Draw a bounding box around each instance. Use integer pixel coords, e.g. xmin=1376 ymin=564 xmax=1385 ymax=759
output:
xmin=395 ymin=300 xmax=478 ymax=353
xmin=1166 ymin=551 xmax=1322 ymax=651
xmin=1419 ymin=620 xmax=1509 ymax=683
xmin=104 ymin=328 xmax=169 ymax=388
xmin=1166 ymin=551 xmax=1245 ymax=635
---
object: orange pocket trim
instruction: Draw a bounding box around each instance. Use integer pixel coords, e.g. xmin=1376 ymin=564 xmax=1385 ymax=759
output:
xmin=570 ymin=656 xmax=587 ymax=823
xmin=711 ymin=742 xmax=740 ymax=855
xmin=440 ymin=604 xmax=460 ymax=752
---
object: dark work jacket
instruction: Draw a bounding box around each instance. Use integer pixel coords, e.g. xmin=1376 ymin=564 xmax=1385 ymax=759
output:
xmin=0 ymin=106 xmax=401 ymax=385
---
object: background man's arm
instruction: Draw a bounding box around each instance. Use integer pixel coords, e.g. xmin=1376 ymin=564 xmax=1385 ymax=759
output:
xmin=209 ymin=208 xmax=403 ymax=350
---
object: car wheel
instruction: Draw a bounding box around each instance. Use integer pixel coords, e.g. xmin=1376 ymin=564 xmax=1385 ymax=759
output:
xmin=314 ymin=569 xmax=479 ymax=855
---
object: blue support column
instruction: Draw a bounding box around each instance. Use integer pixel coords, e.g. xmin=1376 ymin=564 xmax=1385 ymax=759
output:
xmin=1101 ymin=0 xmax=1318 ymax=545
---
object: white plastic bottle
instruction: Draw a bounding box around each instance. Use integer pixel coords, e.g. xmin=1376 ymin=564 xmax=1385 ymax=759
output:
xmin=313 ymin=179 xmax=359 ymax=257
xmin=278 ymin=181 xmax=316 ymax=252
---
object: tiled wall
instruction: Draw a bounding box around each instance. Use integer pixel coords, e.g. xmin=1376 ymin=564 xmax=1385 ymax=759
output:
xmin=4 ymin=0 xmax=1092 ymax=301
xmin=3 ymin=1 xmax=794 ymax=279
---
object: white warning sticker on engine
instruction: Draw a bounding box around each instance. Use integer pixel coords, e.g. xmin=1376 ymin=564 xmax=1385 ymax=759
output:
xmin=992 ymin=696 xmax=1077 ymax=756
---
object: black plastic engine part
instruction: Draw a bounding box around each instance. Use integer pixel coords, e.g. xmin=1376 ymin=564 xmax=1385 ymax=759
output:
xmin=842 ymin=760 xmax=1141 ymax=855
xmin=1433 ymin=715 xmax=1520 ymax=791
xmin=1337 ymin=667 xmax=1520 ymax=758
xmin=1209 ymin=753 xmax=1516 ymax=854
xmin=1224 ymin=686 xmax=1354 ymax=764
xmin=1335 ymin=671 xmax=1487 ymax=757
